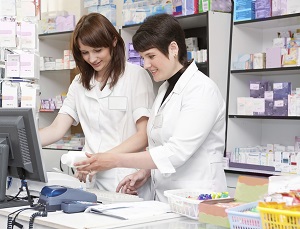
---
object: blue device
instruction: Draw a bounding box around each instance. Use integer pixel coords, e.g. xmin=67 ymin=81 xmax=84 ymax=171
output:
xmin=61 ymin=200 xmax=99 ymax=213
xmin=38 ymin=185 xmax=97 ymax=212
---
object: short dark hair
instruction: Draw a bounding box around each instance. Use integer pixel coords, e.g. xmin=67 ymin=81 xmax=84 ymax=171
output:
xmin=132 ymin=13 xmax=188 ymax=67
xmin=71 ymin=13 xmax=125 ymax=90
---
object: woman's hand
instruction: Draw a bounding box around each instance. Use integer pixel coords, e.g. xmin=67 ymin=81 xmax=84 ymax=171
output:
xmin=74 ymin=152 xmax=117 ymax=173
xmin=116 ymin=169 xmax=151 ymax=195
xmin=75 ymin=170 xmax=97 ymax=183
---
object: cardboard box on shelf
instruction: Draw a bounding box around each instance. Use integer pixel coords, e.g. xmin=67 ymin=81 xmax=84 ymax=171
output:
xmin=198 ymin=176 xmax=268 ymax=227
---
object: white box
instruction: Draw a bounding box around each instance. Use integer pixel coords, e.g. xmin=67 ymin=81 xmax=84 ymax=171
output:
xmin=5 ymin=54 xmax=20 ymax=78
xmin=20 ymin=53 xmax=40 ymax=79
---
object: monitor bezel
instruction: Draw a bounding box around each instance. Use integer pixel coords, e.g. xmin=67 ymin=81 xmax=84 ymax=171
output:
xmin=0 ymin=107 xmax=47 ymax=183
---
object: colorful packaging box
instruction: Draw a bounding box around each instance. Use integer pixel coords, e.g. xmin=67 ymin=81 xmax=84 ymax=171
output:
xmin=234 ymin=0 xmax=255 ymax=22
xmin=198 ymin=176 xmax=268 ymax=227
xmin=173 ymin=0 xmax=183 ymax=16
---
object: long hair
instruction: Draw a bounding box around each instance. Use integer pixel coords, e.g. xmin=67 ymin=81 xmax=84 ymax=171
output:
xmin=132 ymin=13 xmax=188 ymax=68
xmin=71 ymin=13 xmax=126 ymax=90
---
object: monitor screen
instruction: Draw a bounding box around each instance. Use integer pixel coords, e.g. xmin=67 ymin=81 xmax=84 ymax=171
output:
xmin=0 ymin=108 xmax=47 ymax=208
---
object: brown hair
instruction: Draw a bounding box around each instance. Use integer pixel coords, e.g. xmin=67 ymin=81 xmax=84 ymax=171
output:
xmin=132 ymin=13 xmax=188 ymax=69
xmin=71 ymin=13 xmax=125 ymax=90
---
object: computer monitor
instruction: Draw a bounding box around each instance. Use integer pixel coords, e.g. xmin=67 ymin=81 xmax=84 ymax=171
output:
xmin=0 ymin=107 xmax=47 ymax=209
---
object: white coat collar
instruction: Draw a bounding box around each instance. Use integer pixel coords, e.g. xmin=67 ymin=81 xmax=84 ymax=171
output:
xmin=155 ymin=61 xmax=199 ymax=111
xmin=172 ymin=61 xmax=199 ymax=94
xmin=85 ymin=75 xmax=112 ymax=99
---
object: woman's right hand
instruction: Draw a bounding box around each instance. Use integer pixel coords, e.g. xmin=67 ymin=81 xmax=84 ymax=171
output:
xmin=116 ymin=169 xmax=151 ymax=195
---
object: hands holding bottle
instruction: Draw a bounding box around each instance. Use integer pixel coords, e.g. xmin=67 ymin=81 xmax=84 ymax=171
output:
xmin=75 ymin=152 xmax=118 ymax=182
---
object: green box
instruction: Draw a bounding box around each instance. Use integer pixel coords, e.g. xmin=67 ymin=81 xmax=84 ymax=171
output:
xmin=199 ymin=0 xmax=211 ymax=12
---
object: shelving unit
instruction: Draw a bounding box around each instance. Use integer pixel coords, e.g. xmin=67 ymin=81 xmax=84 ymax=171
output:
xmin=38 ymin=31 xmax=80 ymax=170
xmin=226 ymin=14 xmax=300 ymax=170
xmin=121 ymin=11 xmax=231 ymax=100
xmin=38 ymin=31 xmax=72 ymax=129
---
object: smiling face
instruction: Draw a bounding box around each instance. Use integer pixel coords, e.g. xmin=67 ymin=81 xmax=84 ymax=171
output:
xmin=78 ymin=39 xmax=112 ymax=79
xmin=140 ymin=42 xmax=183 ymax=82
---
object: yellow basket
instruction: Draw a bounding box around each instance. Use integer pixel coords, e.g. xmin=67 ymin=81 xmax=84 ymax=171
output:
xmin=257 ymin=206 xmax=300 ymax=229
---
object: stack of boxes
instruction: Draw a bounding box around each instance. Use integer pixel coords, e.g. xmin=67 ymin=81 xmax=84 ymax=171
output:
xmin=185 ymin=37 xmax=208 ymax=63
xmin=123 ymin=0 xmax=231 ymax=26
xmin=40 ymin=93 xmax=66 ymax=111
xmin=39 ymin=11 xmax=76 ymax=34
xmin=0 ymin=0 xmax=41 ymax=110
xmin=237 ymin=81 xmax=294 ymax=117
xmin=233 ymin=29 xmax=300 ymax=70
xmin=199 ymin=0 xmax=232 ymax=13
xmin=84 ymin=0 xmax=116 ymax=26
xmin=40 ymin=50 xmax=75 ymax=71
xmin=234 ymin=0 xmax=300 ymax=22
xmin=230 ymin=140 xmax=300 ymax=174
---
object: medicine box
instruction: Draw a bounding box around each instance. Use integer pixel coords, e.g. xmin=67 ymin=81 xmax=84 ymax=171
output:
xmin=198 ymin=176 xmax=268 ymax=227
xmin=234 ymin=0 xmax=255 ymax=22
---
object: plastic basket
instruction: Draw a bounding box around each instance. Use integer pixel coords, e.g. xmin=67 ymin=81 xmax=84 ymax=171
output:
xmin=226 ymin=202 xmax=261 ymax=229
xmin=164 ymin=189 xmax=206 ymax=220
xmin=257 ymin=206 xmax=300 ymax=229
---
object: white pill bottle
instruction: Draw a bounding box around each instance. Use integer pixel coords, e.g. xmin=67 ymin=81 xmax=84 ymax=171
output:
xmin=60 ymin=151 xmax=87 ymax=167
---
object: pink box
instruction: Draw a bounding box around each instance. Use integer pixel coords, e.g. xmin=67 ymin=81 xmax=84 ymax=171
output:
xmin=55 ymin=15 xmax=75 ymax=32
xmin=266 ymin=47 xmax=281 ymax=68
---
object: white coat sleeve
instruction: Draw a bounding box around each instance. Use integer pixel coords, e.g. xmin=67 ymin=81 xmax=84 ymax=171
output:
xmin=149 ymin=80 xmax=225 ymax=174
xmin=130 ymin=67 xmax=155 ymax=122
xmin=58 ymin=75 xmax=80 ymax=125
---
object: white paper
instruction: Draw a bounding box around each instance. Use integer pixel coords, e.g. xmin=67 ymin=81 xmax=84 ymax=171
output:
xmin=85 ymin=201 xmax=171 ymax=220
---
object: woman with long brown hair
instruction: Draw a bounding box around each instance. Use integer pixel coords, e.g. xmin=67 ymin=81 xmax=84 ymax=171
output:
xmin=39 ymin=13 xmax=155 ymax=199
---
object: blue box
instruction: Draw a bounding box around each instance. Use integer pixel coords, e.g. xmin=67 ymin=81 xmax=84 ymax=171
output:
xmin=234 ymin=0 xmax=255 ymax=22
xmin=273 ymin=82 xmax=291 ymax=100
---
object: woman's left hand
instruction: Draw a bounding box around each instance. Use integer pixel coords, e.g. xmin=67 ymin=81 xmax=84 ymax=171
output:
xmin=74 ymin=152 xmax=117 ymax=173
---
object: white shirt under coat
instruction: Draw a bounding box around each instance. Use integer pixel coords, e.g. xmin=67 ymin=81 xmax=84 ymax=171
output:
xmin=59 ymin=62 xmax=155 ymax=197
xmin=148 ymin=61 xmax=227 ymax=202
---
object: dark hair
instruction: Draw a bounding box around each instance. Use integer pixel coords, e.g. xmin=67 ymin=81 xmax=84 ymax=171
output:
xmin=71 ymin=13 xmax=125 ymax=90
xmin=132 ymin=13 xmax=188 ymax=68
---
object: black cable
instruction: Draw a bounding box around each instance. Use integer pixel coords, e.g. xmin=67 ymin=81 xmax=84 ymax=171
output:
xmin=6 ymin=187 xmax=23 ymax=201
xmin=6 ymin=179 xmax=25 ymax=202
xmin=28 ymin=210 xmax=47 ymax=229
xmin=22 ymin=180 xmax=34 ymax=207
xmin=7 ymin=204 xmax=46 ymax=229
xmin=8 ymin=207 xmax=32 ymax=229
xmin=7 ymin=216 xmax=13 ymax=229
xmin=59 ymin=160 xmax=64 ymax=172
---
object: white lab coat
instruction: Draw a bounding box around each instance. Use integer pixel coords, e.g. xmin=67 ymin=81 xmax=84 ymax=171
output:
xmin=59 ymin=62 xmax=155 ymax=199
xmin=147 ymin=61 xmax=227 ymax=202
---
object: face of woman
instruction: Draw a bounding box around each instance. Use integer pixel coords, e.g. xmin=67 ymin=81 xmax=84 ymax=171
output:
xmin=78 ymin=40 xmax=112 ymax=78
xmin=140 ymin=46 xmax=182 ymax=82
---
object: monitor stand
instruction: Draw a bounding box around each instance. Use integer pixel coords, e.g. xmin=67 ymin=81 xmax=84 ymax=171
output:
xmin=0 ymin=143 xmax=33 ymax=209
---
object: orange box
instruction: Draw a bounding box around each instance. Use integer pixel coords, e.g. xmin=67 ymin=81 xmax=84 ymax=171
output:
xmin=198 ymin=176 xmax=268 ymax=227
